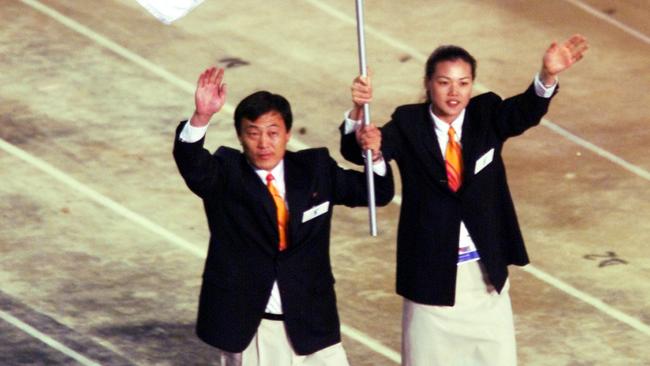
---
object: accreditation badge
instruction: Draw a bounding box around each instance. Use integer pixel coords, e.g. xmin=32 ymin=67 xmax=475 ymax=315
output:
xmin=457 ymin=223 xmax=480 ymax=265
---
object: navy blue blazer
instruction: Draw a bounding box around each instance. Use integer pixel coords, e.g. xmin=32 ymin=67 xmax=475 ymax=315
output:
xmin=340 ymin=83 xmax=556 ymax=306
xmin=173 ymin=122 xmax=394 ymax=355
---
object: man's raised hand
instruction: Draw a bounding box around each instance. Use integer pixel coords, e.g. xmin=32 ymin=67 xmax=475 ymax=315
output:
xmin=191 ymin=67 xmax=228 ymax=127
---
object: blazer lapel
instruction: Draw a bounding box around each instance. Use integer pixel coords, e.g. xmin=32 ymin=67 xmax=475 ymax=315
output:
xmin=283 ymin=152 xmax=311 ymax=251
xmin=459 ymin=105 xmax=477 ymax=191
xmin=407 ymin=104 xmax=449 ymax=189
xmin=239 ymin=156 xmax=278 ymax=255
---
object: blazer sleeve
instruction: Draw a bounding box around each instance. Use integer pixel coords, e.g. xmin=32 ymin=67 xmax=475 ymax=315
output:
xmin=319 ymin=149 xmax=394 ymax=207
xmin=339 ymin=122 xmax=365 ymax=165
xmin=172 ymin=121 xmax=224 ymax=199
xmin=338 ymin=116 xmax=402 ymax=165
xmin=488 ymin=82 xmax=557 ymax=140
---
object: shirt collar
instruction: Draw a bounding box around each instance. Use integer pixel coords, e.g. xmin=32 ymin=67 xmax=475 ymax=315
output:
xmin=254 ymin=160 xmax=285 ymax=193
xmin=430 ymin=106 xmax=466 ymax=139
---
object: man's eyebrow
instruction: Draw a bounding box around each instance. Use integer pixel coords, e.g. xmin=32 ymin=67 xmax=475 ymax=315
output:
xmin=435 ymin=76 xmax=472 ymax=80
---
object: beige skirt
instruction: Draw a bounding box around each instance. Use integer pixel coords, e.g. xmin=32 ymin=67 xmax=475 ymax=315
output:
xmin=401 ymin=261 xmax=517 ymax=366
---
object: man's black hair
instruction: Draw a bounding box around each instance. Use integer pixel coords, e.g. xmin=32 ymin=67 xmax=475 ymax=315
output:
xmin=234 ymin=91 xmax=293 ymax=134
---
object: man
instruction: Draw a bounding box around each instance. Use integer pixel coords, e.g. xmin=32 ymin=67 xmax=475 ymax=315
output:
xmin=340 ymin=35 xmax=588 ymax=365
xmin=173 ymin=67 xmax=394 ymax=366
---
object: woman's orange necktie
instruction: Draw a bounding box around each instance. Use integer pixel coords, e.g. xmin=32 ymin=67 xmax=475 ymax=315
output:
xmin=445 ymin=127 xmax=463 ymax=192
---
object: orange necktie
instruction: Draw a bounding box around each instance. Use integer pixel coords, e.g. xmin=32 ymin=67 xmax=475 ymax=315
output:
xmin=266 ymin=173 xmax=288 ymax=251
xmin=445 ymin=127 xmax=463 ymax=192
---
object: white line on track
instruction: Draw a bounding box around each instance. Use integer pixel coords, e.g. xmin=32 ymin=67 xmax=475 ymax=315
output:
xmin=6 ymin=0 xmax=648 ymax=364
xmin=0 ymin=310 xmax=101 ymax=366
xmin=522 ymin=266 xmax=650 ymax=336
xmin=18 ymin=0 xmax=310 ymax=155
xmin=562 ymin=0 xmax=650 ymax=45
xmin=0 ymin=138 xmax=205 ymax=259
xmin=17 ymin=0 xmax=312 ymax=153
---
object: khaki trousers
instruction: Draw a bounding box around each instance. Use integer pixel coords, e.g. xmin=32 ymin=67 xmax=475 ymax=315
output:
xmin=401 ymin=261 xmax=517 ymax=366
xmin=215 ymin=319 xmax=350 ymax=366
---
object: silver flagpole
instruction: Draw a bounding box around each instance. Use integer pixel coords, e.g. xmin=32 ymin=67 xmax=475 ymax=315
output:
xmin=354 ymin=0 xmax=378 ymax=236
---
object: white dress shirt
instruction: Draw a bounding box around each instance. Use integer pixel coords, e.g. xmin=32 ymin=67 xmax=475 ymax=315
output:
xmin=253 ymin=162 xmax=286 ymax=314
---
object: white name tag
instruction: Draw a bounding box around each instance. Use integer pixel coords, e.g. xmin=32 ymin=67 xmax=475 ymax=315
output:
xmin=301 ymin=201 xmax=330 ymax=223
xmin=474 ymin=148 xmax=494 ymax=175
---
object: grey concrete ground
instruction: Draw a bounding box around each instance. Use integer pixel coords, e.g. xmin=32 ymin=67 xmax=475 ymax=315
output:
xmin=1 ymin=0 xmax=649 ymax=365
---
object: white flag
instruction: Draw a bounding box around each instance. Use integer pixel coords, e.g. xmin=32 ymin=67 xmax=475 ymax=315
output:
xmin=136 ymin=0 xmax=206 ymax=24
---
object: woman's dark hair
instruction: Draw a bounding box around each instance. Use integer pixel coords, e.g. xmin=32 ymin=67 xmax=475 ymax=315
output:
xmin=424 ymin=45 xmax=477 ymax=102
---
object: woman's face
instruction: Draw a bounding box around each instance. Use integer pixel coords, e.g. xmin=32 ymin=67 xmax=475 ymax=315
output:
xmin=426 ymin=59 xmax=474 ymax=124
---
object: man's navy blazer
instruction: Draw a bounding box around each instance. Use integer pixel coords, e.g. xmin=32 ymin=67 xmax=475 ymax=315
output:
xmin=341 ymin=83 xmax=556 ymax=306
xmin=173 ymin=122 xmax=394 ymax=355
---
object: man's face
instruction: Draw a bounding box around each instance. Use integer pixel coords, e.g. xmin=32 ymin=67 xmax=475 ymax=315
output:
xmin=426 ymin=59 xmax=474 ymax=124
xmin=238 ymin=111 xmax=291 ymax=171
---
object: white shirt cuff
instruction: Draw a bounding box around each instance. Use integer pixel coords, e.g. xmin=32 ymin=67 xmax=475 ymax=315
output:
xmin=343 ymin=109 xmax=362 ymax=135
xmin=372 ymin=159 xmax=387 ymax=176
xmin=179 ymin=119 xmax=209 ymax=143
xmin=534 ymin=72 xmax=557 ymax=98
